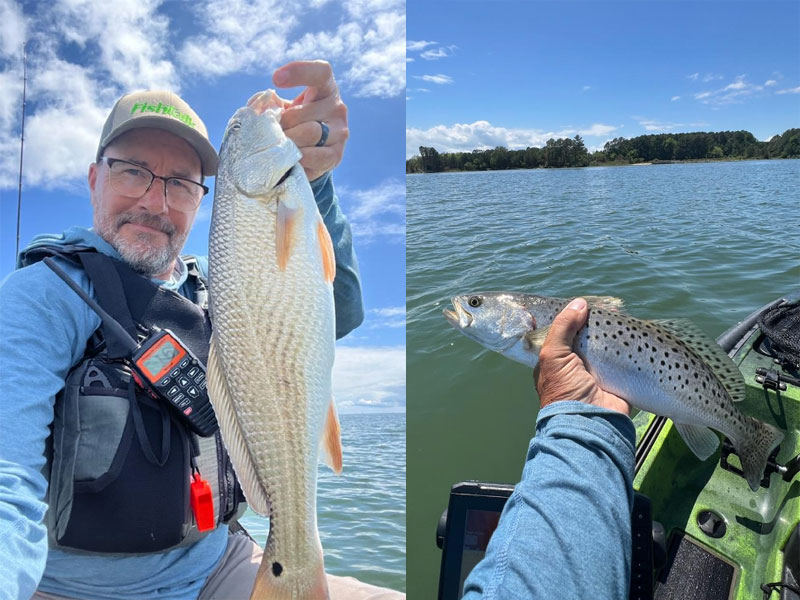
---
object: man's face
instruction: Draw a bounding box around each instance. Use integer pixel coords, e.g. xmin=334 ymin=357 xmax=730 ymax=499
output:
xmin=89 ymin=128 xmax=203 ymax=279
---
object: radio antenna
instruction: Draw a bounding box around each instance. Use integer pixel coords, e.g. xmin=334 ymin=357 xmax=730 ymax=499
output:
xmin=15 ymin=41 xmax=28 ymax=260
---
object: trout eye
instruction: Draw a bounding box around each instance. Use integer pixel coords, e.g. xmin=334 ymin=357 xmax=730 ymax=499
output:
xmin=468 ymin=296 xmax=482 ymax=308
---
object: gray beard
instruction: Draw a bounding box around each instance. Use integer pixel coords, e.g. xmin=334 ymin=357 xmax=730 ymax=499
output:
xmin=96 ymin=211 xmax=186 ymax=277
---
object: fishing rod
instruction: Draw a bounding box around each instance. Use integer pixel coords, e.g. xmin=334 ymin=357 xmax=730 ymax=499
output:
xmin=16 ymin=41 xmax=27 ymax=260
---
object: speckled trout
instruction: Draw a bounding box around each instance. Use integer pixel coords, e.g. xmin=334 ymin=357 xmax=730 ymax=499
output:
xmin=207 ymin=90 xmax=341 ymax=600
xmin=443 ymin=292 xmax=784 ymax=491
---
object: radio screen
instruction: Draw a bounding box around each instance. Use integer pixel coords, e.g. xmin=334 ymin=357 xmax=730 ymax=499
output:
xmin=143 ymin=341 xmax=180 ymax=377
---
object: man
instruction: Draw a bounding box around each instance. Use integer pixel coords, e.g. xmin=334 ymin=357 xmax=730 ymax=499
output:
xmin=0 ymin=61 xmax=397 ymax=599
xmin=463 ymin=298 xmax=635 ymax=599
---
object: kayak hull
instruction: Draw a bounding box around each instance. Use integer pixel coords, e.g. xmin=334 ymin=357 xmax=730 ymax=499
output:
xmin=633 ymin=296 xmax=799 ymax=600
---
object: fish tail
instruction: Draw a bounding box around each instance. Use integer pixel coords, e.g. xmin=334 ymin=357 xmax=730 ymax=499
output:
xmin=733 ymin=417 xmax=784 ymax=492
xmin=249 ymin=549 xmax=329 ymax=600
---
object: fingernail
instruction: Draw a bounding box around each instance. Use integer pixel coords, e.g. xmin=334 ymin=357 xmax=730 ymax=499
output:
xmin=568 ymin=298 xmax=586 ymax=311
xmin=273 ymin=69 xmax=288 ymax=85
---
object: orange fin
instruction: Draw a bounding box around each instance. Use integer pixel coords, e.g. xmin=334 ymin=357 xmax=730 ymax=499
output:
xmin=320 ymin=398 xmax=343 ymax=474
xmin=277 ymin=201 xmax=299 ymax=271
xmin=317 ymin=218 xmax=336 ymax=283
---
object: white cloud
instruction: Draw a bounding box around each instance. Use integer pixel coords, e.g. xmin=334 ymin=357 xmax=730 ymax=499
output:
xmin=0 ymin=0 xmax=181 ymax=188
xmin=181 ymin=0 xmax=405 ymax=99
xmin=415 ymin=74 xmax=453 ymax=85
xmin=765 ymin=79 xmax=777 ymax=87
xmin=407 ymin=40 xmax=436 ymax=51
xmin=581 ymin=85 xmax=591 ymax=92
xmin=723 ymin=75 xmax=748 ymax=91
xmin=333 ymin=345 xmax=405 ymax=413
xmin=0 ymin=0 xmax=26 ymax=57
xmin=1 ymin=0 xmax=405 ymax=189
xmin=371 ymin=307 xmax=404 ymax=317
xmin=338 ymin=178 xmax=404 ymax=243
xmin=578 ymin=123 xmax=617 ymax=137
xmin=692 ymin=75 xmax=768 ymax=106
xmin=703 ymin=73 xmax=723 ymax=82
xmin=634 ymin=117 xmax=709 ymax=132
xmin=776 ymin=86 xmax=800 ymax=95
xmin=420 ymin=45 xmax=456 ymax=60
xmin=687 ymin=72 xmax=699 ymax=81
xmin=367 ymin=306 xmax=405 ymax=329
xmin=671 ymin=96 xmax=681 ymax=101
xmin=406 ymin=120 xmax=618 ymax=158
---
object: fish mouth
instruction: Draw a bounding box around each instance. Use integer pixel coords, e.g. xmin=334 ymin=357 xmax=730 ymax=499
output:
xmin=443 ymin=298 xmax=473 ymax=329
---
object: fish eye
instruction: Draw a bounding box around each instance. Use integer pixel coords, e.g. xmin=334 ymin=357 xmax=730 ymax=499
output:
xmin=468 ymin=296 xmax=482 ymax=308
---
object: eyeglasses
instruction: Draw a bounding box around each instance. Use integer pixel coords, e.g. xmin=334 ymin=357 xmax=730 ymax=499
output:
xmin=99 ymin=157 xmax=209 ymax=211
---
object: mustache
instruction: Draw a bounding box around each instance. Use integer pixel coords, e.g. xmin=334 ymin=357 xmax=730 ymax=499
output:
xmin=115 ymin=212 xmax=176 ymax=236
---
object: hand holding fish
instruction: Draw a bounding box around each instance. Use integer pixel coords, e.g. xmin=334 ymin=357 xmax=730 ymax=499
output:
xmin=536 ymin=298 xmax=631 ymax=415
xmin=273 ymin=60 xmax=349 ymax=181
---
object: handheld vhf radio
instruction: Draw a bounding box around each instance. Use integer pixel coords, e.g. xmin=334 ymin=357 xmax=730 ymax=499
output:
xmin=44 ymin=257 xmax=219 ymax=437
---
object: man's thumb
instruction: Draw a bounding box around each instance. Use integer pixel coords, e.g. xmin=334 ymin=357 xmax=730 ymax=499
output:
xmin=545 ymin=297 xmax=589 ymax=350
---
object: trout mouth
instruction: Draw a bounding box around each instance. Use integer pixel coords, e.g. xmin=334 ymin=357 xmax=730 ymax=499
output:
xmin=443 ymin=298 xmax=473 ymax=329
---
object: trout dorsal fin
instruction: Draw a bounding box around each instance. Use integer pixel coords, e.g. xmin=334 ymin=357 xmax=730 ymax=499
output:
xmin=584 ymin=296 xmax=625 ymax=312
xmin=651 ymin=318 xmax=746 ymax=403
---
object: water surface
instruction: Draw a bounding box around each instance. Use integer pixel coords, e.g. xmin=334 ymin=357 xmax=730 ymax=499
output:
xmin=241 ymin=412 xmax=406 ymax=592
xmin=407 ymin=160 xmax=799 ymax=598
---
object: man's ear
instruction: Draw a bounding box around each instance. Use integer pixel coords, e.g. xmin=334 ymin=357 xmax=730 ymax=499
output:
xmin=88 ymin=162 xmax=98 ymax=205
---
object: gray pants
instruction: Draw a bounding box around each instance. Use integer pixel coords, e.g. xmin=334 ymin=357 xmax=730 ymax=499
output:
xmin=32 ymin=532 xmax=405 ymax=600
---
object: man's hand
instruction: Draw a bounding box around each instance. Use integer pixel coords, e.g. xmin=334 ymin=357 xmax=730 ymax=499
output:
xmin=535 ymin=298 xmax=630 ymax=415
xmin=273 ymin=60 xmax=349 ymax=181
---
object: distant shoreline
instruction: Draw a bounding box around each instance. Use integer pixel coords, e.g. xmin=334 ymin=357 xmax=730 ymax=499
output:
xmin=406 ymin=156 xmax=797 ymax=174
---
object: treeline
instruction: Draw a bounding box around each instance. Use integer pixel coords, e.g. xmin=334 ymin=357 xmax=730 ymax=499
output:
xmin=406 ymin=128 xmax=800 ymax=173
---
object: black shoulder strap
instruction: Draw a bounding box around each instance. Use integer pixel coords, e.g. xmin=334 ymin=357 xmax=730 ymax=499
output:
xmin=76 ymin=252 xmax=140 ymax=359
xmin=20 ymin=244 xmax=87 ymax=268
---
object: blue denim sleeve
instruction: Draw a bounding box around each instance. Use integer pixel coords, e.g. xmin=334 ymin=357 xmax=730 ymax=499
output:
xmin=462 ymin=401 xmax=635 ymax=600
xmin=310 ymin=172 xmax=364 ymax=339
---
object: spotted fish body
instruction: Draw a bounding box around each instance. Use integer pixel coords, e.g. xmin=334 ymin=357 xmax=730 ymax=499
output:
xmin=207 ymin=90 xmax=340 ymax=600
xmin=443 ymin=292 xmax=784 ymax=491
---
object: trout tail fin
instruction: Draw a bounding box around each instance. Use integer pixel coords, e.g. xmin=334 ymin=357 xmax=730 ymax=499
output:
xmin=734 ymin=418 xmax=784 ymax=492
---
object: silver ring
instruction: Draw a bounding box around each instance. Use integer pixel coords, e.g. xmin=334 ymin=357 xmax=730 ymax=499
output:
xmin=316 ymin=121 xmax=329 ymax=147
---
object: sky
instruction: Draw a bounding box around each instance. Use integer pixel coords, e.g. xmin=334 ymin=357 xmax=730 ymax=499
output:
xmin=0 ymin=0 xmax=406 ymax=414
xmin=407 ymin=0 xmax=800 ymax=158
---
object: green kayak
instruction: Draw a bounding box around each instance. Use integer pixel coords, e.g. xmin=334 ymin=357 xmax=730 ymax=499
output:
xmin=632 ymin=296 xmax=799 ymax=600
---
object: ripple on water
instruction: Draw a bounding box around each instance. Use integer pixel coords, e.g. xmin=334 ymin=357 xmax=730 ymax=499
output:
xmin=407 ymin=161 xmax=800 ymax=599
xmin=240 ymin=413 xmax=405 ymax=593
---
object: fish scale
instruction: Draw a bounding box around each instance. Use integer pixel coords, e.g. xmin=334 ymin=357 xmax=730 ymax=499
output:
xmin=443 ymin=292 xmax=784 ymax=491
xmin=208 ymin=90 xmax=340 ymax=600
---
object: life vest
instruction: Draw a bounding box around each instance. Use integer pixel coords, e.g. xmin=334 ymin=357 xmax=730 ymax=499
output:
xmin=21 ymin=246 xmax=245 ymax=555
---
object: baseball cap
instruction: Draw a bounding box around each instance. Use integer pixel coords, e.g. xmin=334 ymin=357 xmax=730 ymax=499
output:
xmin=96 ymin=90 xmax=218 ymax=176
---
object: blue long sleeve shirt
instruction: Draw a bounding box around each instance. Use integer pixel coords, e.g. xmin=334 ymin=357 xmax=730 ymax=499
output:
xmin=462 ymin=401 xmax=636 ymax=600
xmin=0 ymin=173 xmax=363 ymax=600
